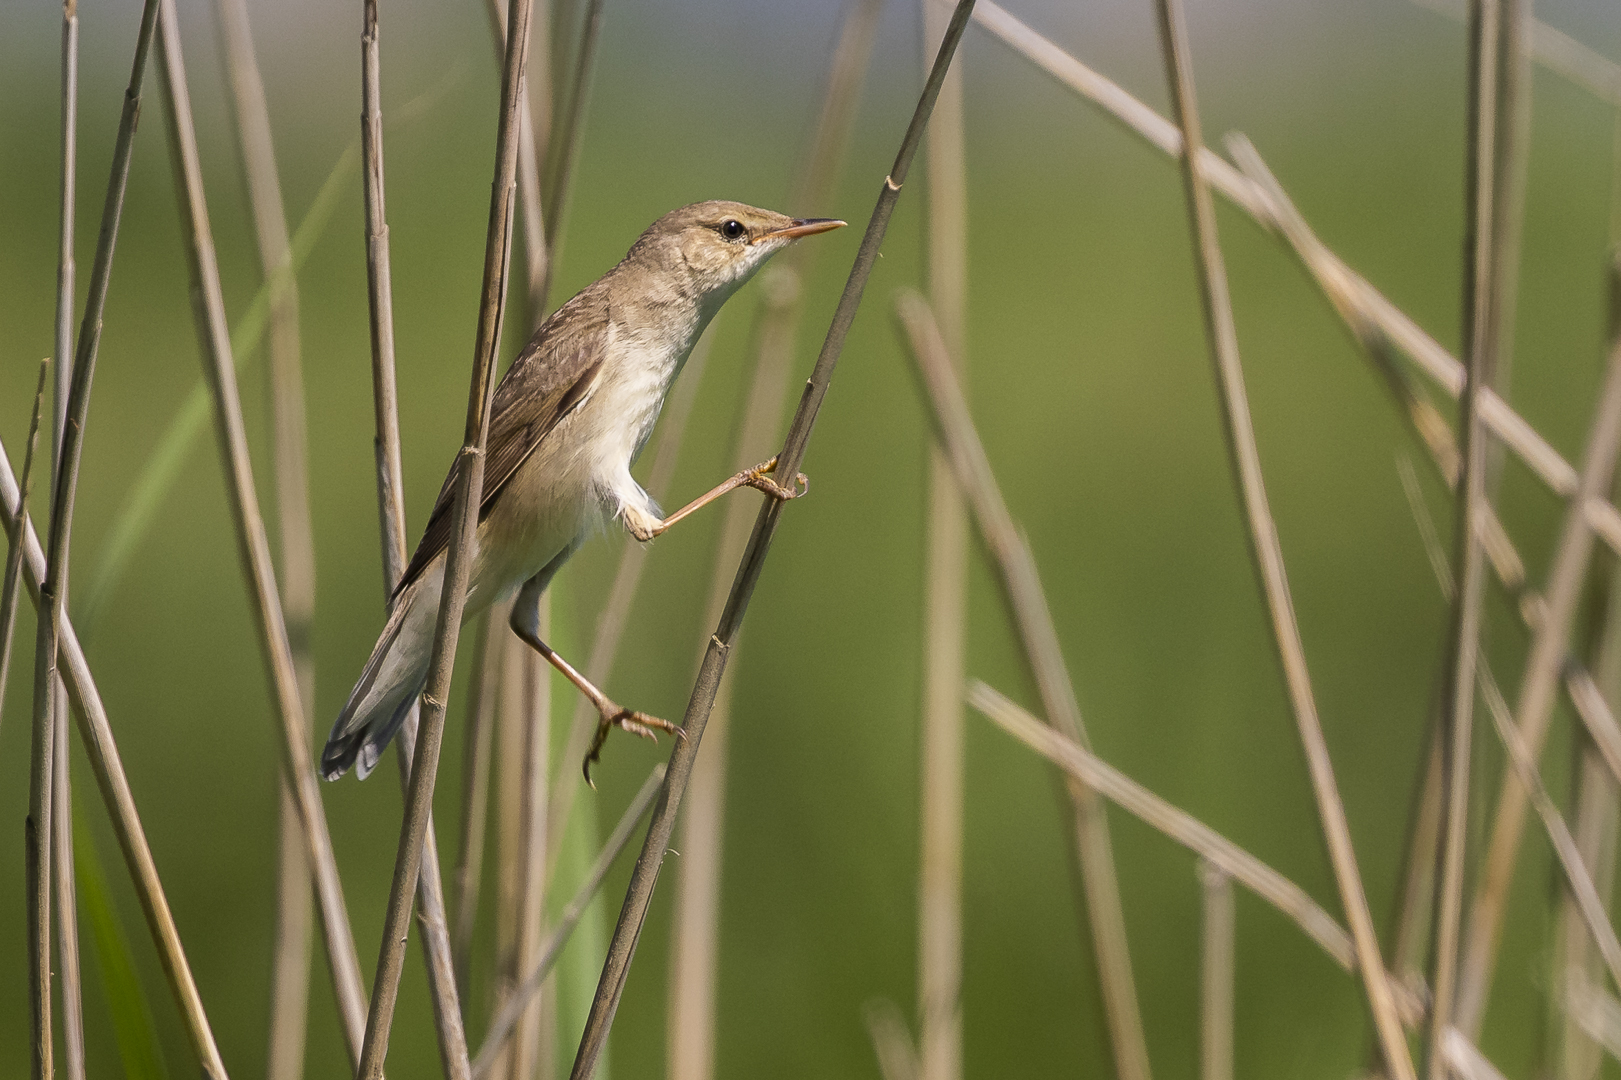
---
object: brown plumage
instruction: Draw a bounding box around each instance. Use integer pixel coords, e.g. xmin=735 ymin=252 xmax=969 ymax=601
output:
xmin=324 ymin=201 xmax=844 ymax=781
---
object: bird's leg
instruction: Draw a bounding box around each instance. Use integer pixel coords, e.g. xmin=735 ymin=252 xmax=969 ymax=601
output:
xmin=508 ymin=576 xmax=679 ymax=786
xmin=623 ymin=455 xmax=808 ymax=542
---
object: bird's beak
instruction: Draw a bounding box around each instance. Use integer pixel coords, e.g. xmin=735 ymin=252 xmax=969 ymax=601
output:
xmin=756 ymin=218 xmax=847 ymax=243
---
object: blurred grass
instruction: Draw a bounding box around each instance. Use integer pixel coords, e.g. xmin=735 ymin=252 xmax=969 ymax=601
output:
xmin=0 ymin=0 xmax=1618 ymax=1077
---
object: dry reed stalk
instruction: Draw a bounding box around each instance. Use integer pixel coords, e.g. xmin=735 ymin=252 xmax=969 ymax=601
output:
xmin=490 ymin=625 xmax=528 ymax=1080
xmin=538 ymin=0 xmax=601 ymax=290
xmin=1152 ymin=3 xmax=1416 ymax=1074
xmin=509 ymin=641 xmax=552 ymax=1080
xmin=155 ymin=0 xmax=370 ymax=1065
xmin=472 ymin=764 xmax=664 ymax=1078
xmin=916 ymin=2 xmax=971 ymax=1080
xmin=1474 ymin=664 xmax=1621 ymax=994
xmin=1566 ymin=979 xmax=1621 ymax=1060
xmin=453 ymin=609 xmax=504 ymax=997
xmin=1407 ymin=0 xmax=1621 ymax=108
xmin=356 ymin=0 xmax=534 ymax=1067
xmin=663 ymin=4 xmax=879 ymax=1076
xmin=1230 ymin=140 xmax=1540 ymax=625
xmin=1561 ymin=498 xmax=1621 ymax=1079
xmin=567 ymin=7 xmax=978 ymax=1075
xmin=967 ymin=682 xmax=1424 ymax=1021
xmin=863 ymin=999 xmax=921 ymax=1080
xmin=1199 ymin=861 xmax=1235 ymax=1080
xmin=213 ymin=0 xmax=317 ymax=1073
xmin=1456 ymin=295 xmax=1621 ymax=1038
xmin=20 ymin=362 xmax=53 ymax=1080
xmin=0 ymin=362 xmax=46 ymax=734
xmin=1 ymin=439 xmax=227 ymax=1078
xmin=393 ymin=714 xmax=475 ymax=1080
xmin=457 ymin=3 xmax=556 ymax=1038
xmin=895 ymin=290 xmax=1155 ymax=1075
xmin=1427 ymin=1 xmax=1508 ymax=1068
xmin=50 ymin=11 xmax=86 ymax=1073
xmin=30 ymin=0 xmax=169 ymax=1073
xmin=483 ymin=0 xmax=551 ymax=323
xmin=1442 ymin=1028 xmax=1511 ymax=1080
xmin=968 ymin=1 xmax=1621 ymax=561
xmin=355 ymin=0 xmax=475 ymax=1069
xmin=1556 ymin=750 xmax=1618 ymax=1080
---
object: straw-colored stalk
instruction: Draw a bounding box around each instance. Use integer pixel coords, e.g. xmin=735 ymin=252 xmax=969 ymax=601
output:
xmin=79 ymin=65 xmax=467 ymax=632
xmin=863 ymin=999 xmax=921 ymax=1080
xmin=30 ymin=0 xmax=170 ymax=1074
xmin=1409 ymin=0 xmax=1621 ymax=106
xmin=567 ymin=7 xmax=979 ymax=1075
xmin=896 ymin=290 xmax=1153 ymax=1078
xmin=1199 ymin=862 xmax=1235 ymax=1080
xmin=23 ymin=360 xmax=55 ymax=1080
xmin=156 ymin=0 xmax=369 ymax=1064
xmin=967 ymin=682 xmax=1425 ymax=1022
xmin=472 ymin=764 xmax=666 ymax=1078
xmin=1152 ymin=2 xmax=1415 ymax=1074
xmin=1428 ymin=0 xmax=1510 ymax=1068
xmin=355 ymin=0 xmax=534 ymax=1068
xmin=1555 ymin=750 xmax=1619 ymax=1080
xmin=50 ymin=6 xmax=87 ymax=1076
xmin=355 ymin=0 xmax=474 ymax=1069
xmin=1 ymin=432 xmax=226 ymax=1078
xmin=968 ymin=0 xmax=1621 ymax=562
xmin=916 ymin=2 xmax=972 ymax=1080
xmin=213 ymin=0 xmax=317 ymax=1073
xmin=1 ymin=364 xmax=47 ymax=734
xmin=664 ymin=4 xmax=879 ymax=1077
xmin=1455 ymin=284 xmax=1621 ymax=1038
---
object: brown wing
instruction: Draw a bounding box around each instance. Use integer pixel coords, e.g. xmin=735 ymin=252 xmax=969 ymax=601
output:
xmin=395 ymin=298 xmax=609 ymax=595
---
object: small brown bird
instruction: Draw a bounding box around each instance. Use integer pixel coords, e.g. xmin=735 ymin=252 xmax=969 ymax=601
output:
xmin=322 ymin=201 xmax=845 ymax=783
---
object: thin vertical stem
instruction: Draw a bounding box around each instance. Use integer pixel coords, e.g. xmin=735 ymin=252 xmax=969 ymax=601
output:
xmin=1557 ymin=749 xmax=1619 ymax=1080
xmin=213 ymin=0 xmax=317 ymax=1073
xmin=539 ymin=0 xmax=602 ymax=301
xmin=357 ymin=0 xmax=475 ymax=1070
xmin=51 ymin=9 xmax=86 ymax=1070
xmin=452 ymin=610 xmax=502 ymax=997
xmin=355 ymin=0 xmax=533 ymax=1067
xmin=1199 ymin=862 xmax=1235 ymax=1080
xmin=510 ymin=640 xmax=551 ymax=1080
xmin=664 ymin=5 xmax=880 ymax=1077
xmin=1 ymin=436 xmax=226 ymax=1079
xmin=1428 ymin=2 xmax=1503 ymax=1069
xmin=1151 ymin=2 xmax=1416 ymax=1076
xmin=472 ymin=765 xmax=666 ymax=1078
xmin=568 ymin=6 xmax=978 ymax=1075
xmin=916 ymin=2 xmax=970 ymax=1079
xmin=156 ymin=0 xmax=369 ymax=1065
xmin=896 ymin=292 xmax=1152 ymax=1077
xmin=484 ymin=0 xmax=551 ymax=327
xmin=0 ymin=362 xmax=47 ymax=734
xmin=20 ymin=362 xmax=53 ymax=1080
xmin=33 ymin=0 xmax=167 ymax=1073
xmin=1457 ymin=272 xmax=1621 ymax=1042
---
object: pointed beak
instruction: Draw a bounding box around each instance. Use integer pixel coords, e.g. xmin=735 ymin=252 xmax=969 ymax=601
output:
xmin=756 ymin=218 xmax=847 ymax=243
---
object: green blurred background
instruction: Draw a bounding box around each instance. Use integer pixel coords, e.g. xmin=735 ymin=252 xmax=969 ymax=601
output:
xmin=2 ymin=0 xmax=1620 ymax=1076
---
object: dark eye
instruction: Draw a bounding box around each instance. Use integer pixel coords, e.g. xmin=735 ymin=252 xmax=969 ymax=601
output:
xmin=719 ymin=219 xmax=746 ymax=241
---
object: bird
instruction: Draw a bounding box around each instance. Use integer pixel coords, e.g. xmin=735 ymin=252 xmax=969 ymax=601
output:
xmin=321 ymin=200 xmax=845 ymax=784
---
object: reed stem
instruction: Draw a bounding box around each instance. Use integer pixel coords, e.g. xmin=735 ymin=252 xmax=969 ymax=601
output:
xmin=566 ymin=6 xmax=979 ymax=1075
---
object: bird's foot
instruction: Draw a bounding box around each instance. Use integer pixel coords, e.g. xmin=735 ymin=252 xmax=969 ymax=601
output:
xmin=583 ymin=702 xmax=683 ymax=787
xmin=741 ymin=455 xmax=808 ymax=502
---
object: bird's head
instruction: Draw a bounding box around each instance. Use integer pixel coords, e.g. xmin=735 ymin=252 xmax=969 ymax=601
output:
xmin=627 ymin=200 xmax=845 ymax=303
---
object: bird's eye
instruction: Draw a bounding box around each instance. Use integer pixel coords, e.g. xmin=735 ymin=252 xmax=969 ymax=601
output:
xmin=719 ymin=219 xmax=746 ymax=241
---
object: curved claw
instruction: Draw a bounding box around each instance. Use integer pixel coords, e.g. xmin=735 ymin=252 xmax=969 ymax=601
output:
xmin=581 ymin=705 xmax=682 ymax=788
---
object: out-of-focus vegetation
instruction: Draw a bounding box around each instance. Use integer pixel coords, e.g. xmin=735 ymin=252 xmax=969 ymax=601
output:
xmin=2 ymin=0 xmax=1619 ymax=1076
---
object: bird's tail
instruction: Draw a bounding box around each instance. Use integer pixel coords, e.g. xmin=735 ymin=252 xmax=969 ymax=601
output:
xmin=322 ymin=576 xmax=438 ymax=781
